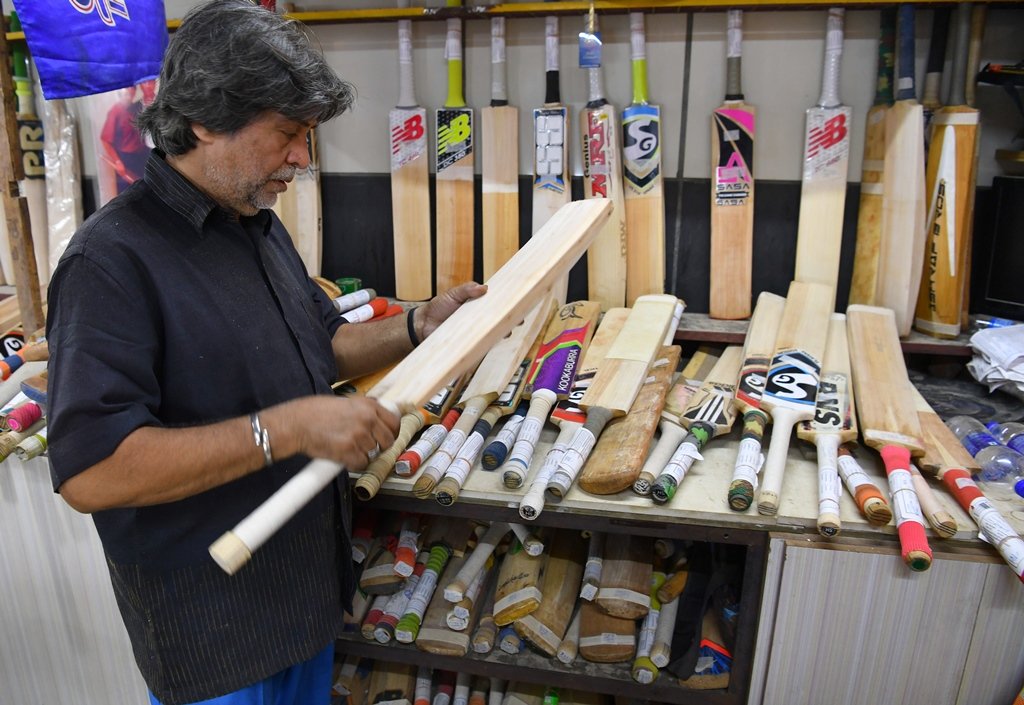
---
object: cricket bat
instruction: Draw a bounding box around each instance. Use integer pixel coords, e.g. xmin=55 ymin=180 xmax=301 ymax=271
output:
xmin=415 ymin=554 xmax=477 ymax=655
xmin=650 ymin=345 xmax=742 ymax=504
xmin=445 ymin=521 xmax=509 ymax=603
xmin=755 ymin=281 xmax=833 ymax=516
xmin=580 ymin=10 xmax=627 ymax=311
xmin=532 ymin=12 xmax=571 ymax=240
xmin=482 ymin=17 xmax=520 ymax=281
xmin=709 ymin=10 xmax=755 ymax=320
xmin=631 ymin=571 xmax=666 ymax=684
xmin=793 ymin=8 xmax=851 ymax=310
xmin=367 ymin=661 xmax=416 ymax=705
xmin=595 ymin=534 xmax=653 ymax=620
xmin=430 ymin=297 xmax=556 ymax=503
xmin=795 ymin=313 xmax=857 ymax=537
xmin=513 ymin=529 xmax=586 ymax=657
xmin=391 ymin=2 xmax=433 ymax=302
xmin=965 ymin=5 xmax=986 ymax=109
xmin=921 ymin=7 xmax=951 ymax=145
xmin=578 ymin=345 xmax=680 ymax=495
xmin=914 ymin=3 xmax=980 ymax=339
xmin=912 ymin=386 xmax=1024 ymax=582
xmin=435 ymin=0 xmax=474 ymax=292
xmin=727 ymin=291 xmax=786 ymax=511
xmin=578 ymin=600 xmax=636 ymax=663
xmin=579 ymin=530 xmax=604 ymax=601
xmin=546 ymin=294 xmax=679 ymax=498
xmin=849 ymin=8 xmax=896 ymax=306
xmin=847 ymin=305 xmax=932 ymax=571
xmin=517 ymin=307 xmax=629 ymax=518
xmin=622 ymin=11 xmax=665 ymax=303
xmin=500 ymin=300 xmax=602 ymax=487
xmin=493 ymin=534 xmax=545 ymax=626
xmin=877 ymin=4 xmax=927 ymax=337
xmin=836 ymin=444 xmax=892 ymax=525
xmin=210 ymin=199 xmax=611 ymax=573
xmin=10 ymin=13 xmax=48 ymax=286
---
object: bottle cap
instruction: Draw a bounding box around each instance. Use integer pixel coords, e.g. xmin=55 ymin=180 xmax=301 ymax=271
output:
xmin=1014 ymin=478 xmax=1024 ymax=499
xmin=986 ymin=421 xmax=1000 ymax=432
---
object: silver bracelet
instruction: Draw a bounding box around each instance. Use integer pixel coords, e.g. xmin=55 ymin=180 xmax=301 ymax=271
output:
xmin=249 ymin=412 xmax=274 ymax=467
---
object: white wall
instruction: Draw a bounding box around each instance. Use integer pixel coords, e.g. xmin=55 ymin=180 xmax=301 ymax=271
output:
xmin=8 ymin=1 xmax=1024 ymax=186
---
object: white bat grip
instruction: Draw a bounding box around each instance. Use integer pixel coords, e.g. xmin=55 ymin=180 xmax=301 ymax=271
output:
xmin=545 ymin=16 xmax=559 ymax=72
xmin=636 ymin=420 xmax=686 ymax=494
xmin=445 ymin=522 xmax=510 ymax=602
xmin=756 ymin=407 xmax=802 ymax=516
xmin=397 ymin=20 xmax=416 ymax=108
xmin=630 ymin=12 xmax=646 ymax=61
xmin=819 ymin=8 xmax=845 ymax=108
xmin=210 ymin=458 xmax=344 ymax=574
xmin=491 ymin=17 xmax=507 ymax=102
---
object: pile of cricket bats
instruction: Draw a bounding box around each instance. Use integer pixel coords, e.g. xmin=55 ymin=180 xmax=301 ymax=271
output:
xmin=344 ymin=509 xmax=736 ymax=687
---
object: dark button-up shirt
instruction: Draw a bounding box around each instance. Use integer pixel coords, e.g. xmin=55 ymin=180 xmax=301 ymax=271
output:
xmin=46 ymin=152 xmax=352 ymax=704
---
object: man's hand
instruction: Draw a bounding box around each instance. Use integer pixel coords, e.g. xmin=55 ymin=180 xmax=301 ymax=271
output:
xmin=415 ymin=281 xmax=488 ymax=341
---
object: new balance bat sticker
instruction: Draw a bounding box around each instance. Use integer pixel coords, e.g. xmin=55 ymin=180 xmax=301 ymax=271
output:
xmin=793 ymin=8 xmax=851 ymax=310
xmin=622 ymin=11 xmax=665 ymax=303
xmin=710 ymin=10 xmax=755 ymax=320
xmin=391 ymin=2 xmax=432 ymax=301
xmin=435 ymin=1 xmax=475 ymax=292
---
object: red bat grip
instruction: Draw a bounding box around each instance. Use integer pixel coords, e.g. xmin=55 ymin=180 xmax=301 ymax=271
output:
xmin=879 ymin=445 xmax=932 ymax=571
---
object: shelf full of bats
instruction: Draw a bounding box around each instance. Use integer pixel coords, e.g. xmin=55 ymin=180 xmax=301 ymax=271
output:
xmin=349 ymin=289 xmax=1024 ymax=584
xmin=340 ymin=509 xmax=740 ymax=695
xmin=391 ymin=3 xmax=985 ymax=346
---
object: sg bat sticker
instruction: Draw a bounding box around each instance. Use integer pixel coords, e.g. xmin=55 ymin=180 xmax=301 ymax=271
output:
xmin=622 ymin=105 xmax=661 ymax=192
xmin=764 ymin=350 xmax=821 ymax=409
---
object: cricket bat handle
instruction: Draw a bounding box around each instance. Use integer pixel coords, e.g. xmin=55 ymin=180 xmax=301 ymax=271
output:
xmin=728 ymin=410 xmax=767 ymax=511
xmin=501 ymin=390 xmax=556 ymax=489
xmin=757 ymin=409 xmax=799 ymax=516
xmin=445 ymin=521 xmax=509 ymax=602
xmin=547 ymin=407 xmax=613 ymax=498
xmin=354 ymin=411 xmax=425 ymax=500
xmin=210 ymin=457 xmax=344 ymax=574
xmin=940 ymin=469 xmax=1024 ymax=583
xmin=815 ymin=435 xmax=842 ymax=537
xmin=910 ymin=465 xmax=957 ymax=538
xmin=880 ymin=445 xmax=932 ymax=571
xmin=519 ymin=422 xmax=576 ymax=520
xmin=635 ymin=419 xmax=685 ymax=496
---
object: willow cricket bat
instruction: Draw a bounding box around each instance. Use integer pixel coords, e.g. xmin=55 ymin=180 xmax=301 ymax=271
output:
xmin=650 ymin=345 xmax=742 ymax=504
xmin=631 ymin=571 xmax=666 ymax=684
xmin=578 ymin=345 xmax=680 ymax=495
xmin=580 ymin=11 xmax=627 ymax=311
xmin=710 ymin=10 xmax=755 ymax=320
xmin=435 ymin=1 xmax=474 ymax=292
xmin=877 ymin=4 xmax=927 ymax=337
xmin=727 ymin=291 xmax=786 ymax=511
xmin=431 ymin=298 xmax=556 ymax=504
xmin=847 ymin=305 xmax=932 ymax=571
xmin=10 ymin=22 xmax=48 ymax=285
xmin=912 ymin=386 xmax=1024 ymax=582
xmin=513 ymin=529 xmax=586 ymax=656
xmin=500 ymin=300 xmax=602 ymax=487
xmin=367 ymin=661 xmax=416 ymax=705
xmin=793 ymin=8 xmax=851 ymax=310
xmin=849 ymin=8 xmax=896 ymax=306
xmin=493 ymin=535 xmax=545 ymax=626
xmin=391 ymin=3 xmax=432 ymax=302
xmin=795 ymin=313 xmax=856 ymax=536
xmin=532 ymin=12 xmax=570 ymax=241
xmin=518 ymin=308 xmax=630 ymax=519
xmin=595 ymin=534 xmax=653 ymax=620
xmin=756 ymin=280 xmax=833 ymax=516
xmin=623 ymin=11 xmax=665 ymax=303
xmin=914 ymin=4 xmax=980 ymax=339
xmin=209 ymin=199 xmax=611 ymax=574
xmin=546 ymin=294 xmax=679 ymax=498
xmin=921 ymin=7 xmax=951 ymax=145
xmin=482 ymin=17 xmax=519 ymax=280
xmin=578 ymin=601 xmax=636 ymax=663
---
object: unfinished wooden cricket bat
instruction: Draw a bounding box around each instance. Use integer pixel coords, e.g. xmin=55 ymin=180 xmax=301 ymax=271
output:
xmin=367 ymin=661 xmax=416 ymax=705
xmin=756 ymin=281 xmax=833 ymax=516
xmin=493 ymin=535 xmax=546 ymax=626
xmin=847 ymin=305 xmax=931 ymax=570
xmin=514 ymin=529 xmax=586 ymax=656
xmin=210 ymin=199 xmax=610 ymax=573
xmin=578 ymin=601 xmax=636 ymax=663
xmin=595 ymin=534 xmax=652 ymax=619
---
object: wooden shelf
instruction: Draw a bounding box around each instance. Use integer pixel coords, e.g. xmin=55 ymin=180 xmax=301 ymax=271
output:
xmin=336 ymin=632 xmax=736 ymax=705
xmin=674 ymin=312 xmax=974 ymax=357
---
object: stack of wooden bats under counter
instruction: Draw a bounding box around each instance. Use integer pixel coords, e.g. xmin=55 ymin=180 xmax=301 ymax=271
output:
xmin=342 ymin=509 xmax=739 ymax=687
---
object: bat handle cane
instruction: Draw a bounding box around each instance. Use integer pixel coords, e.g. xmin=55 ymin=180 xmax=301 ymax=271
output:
xmin=209 ymin=401 xmax=401 ymax=574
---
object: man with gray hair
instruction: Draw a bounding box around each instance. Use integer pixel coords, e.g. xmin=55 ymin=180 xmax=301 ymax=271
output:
xmin=45 ymin=2 xmax=485 ymax=703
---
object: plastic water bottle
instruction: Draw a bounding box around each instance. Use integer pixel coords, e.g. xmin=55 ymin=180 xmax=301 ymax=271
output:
xmin=945 ymin=416 xmax=1024 ymax=499
xmin=987 ymin=421 xmax=1024 ymax=455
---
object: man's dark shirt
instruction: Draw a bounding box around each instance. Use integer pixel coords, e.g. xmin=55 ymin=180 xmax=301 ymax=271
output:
xmin=45 ymin=152 xmax=353 ymax=704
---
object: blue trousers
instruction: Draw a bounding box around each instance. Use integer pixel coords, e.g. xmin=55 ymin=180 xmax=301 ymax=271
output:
xmin=148 ymin=643 xmax=334 ymax=705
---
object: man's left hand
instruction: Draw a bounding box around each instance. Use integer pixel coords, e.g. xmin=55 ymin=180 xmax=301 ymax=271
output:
xmin=415 ymin=281 xmax=487 ymax=341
